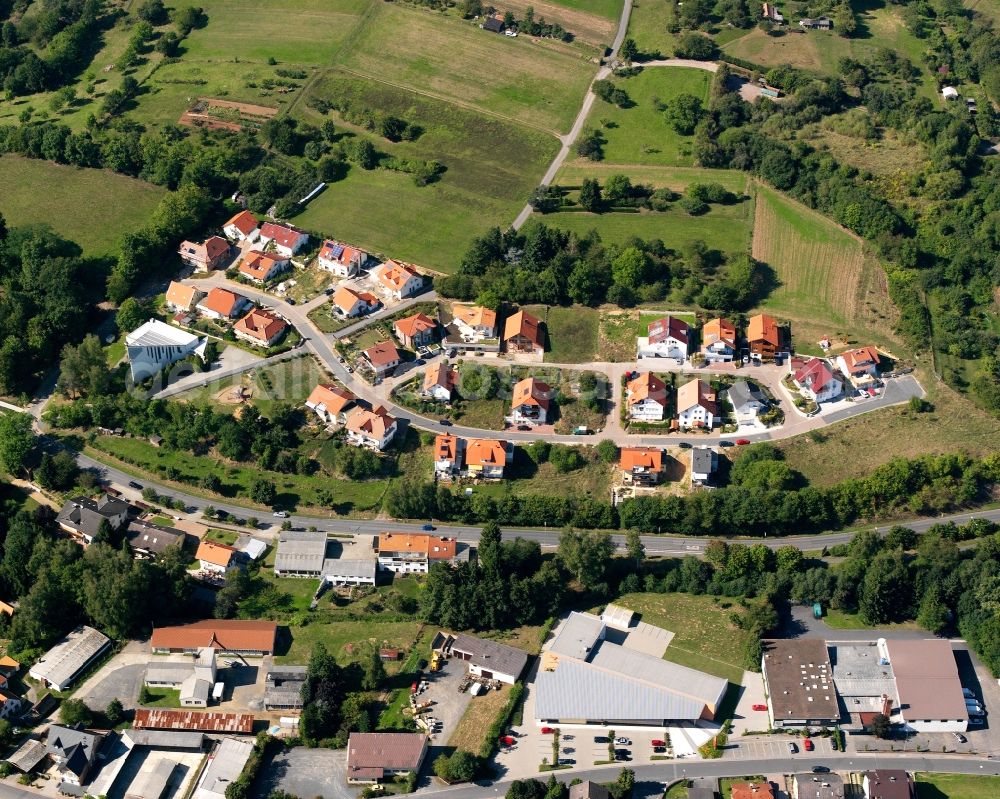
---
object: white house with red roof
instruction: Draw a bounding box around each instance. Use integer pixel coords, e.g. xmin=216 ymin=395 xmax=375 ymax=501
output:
xmin=305 ymin=384 xmax=356 ymax=425
xmin=792 ymin=357 xmax=843 ymax=403
xmin=258 ymin=222 xmax=309 ymax=257
xmin=363 ymin=341 xmax=403 ymax=378
xmin=223 ymin=210 xmax=259 ymax=243
xmin=234 ymin=309 xmax=288 ymax=348
xmin=318 ymin=240 xmax=370 ymax=277
xmin=178 ymin=236 xmax=231 ymax=271
xmin=637 ymin=315 xmax=690 ymax=360
xmin=676 ymin=378 xmax=718 ymax=429
xmin=375 ymin=261 xmax=425 ymax=300
xmin=394 ymin=312 xmax=438 ymax=349
xmin=345 ymin=406 xmax=397 ymax=450
xmin=625 ymin=372 xmax=669 ymax=421
xmin=836 ymin=346 xmax=881 ymax=385
xmin=239 ymin=250 xmax=290 ymax=283
xmin=197 ymin=288 xmax=251 ymax=321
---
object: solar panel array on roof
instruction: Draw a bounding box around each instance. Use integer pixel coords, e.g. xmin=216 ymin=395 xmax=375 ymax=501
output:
xmin=330 ymin=244 xmax=345 ymax=258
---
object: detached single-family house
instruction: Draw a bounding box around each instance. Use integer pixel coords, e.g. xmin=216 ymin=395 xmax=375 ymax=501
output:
xmin=332 ymin=285 xmax=380 ymax=318
xmin=376 ymin=261 xmax=425 ymax=300
xmin=178 ymin=236 xmax=231 ymax=271
xmin=196 ymin=540 xmax=238 ymax=575
xmin=57 ymin=494 xmax=131 ymax=544
xmin=863 ymin=770 xmax=914 ymax=799
xmin=258 ymin=222 xmax=309 ymax=257
xmin=197 ymin=287 xmax=251 ymax=321
xmin=421 ymin=362 xmax=457 ymax=402
xmin=434 ymin=433 xmax=463 ymax=479
xmin=503 ymin=310 xmax=544 ymax=355
xmin=726 ymin=380 xmax=768 ymax=426
xmin=126 ymin=520 xmax=184 ymax=560
xmin=837 ymin=346 xmax=881 ymax=385
xmin=483 ymin=15 xmax=504 ymax=32
xmin=376 ymin=533 xmax=459 ymax=574
xmin=638 ymin=315 xmax=690 ymax=360
xmin=511 ymin=377 xmax=551 ymax=425
xmin=305 ymin=383 xmax=356 ymax=425
xmin=345 ymin=405 xmax=398 ymax=450
xmin=223 ymin=210 xmax=259 ymax=243
xmin=453 ymin=305 xmax=498 ymax=339
xmin=762 ymin=2 xmax=784 ymax=22
xmin=126 ymin=319 xmax=206 ymax=382
xmin=748 ymin=314 xmax=781 ymax=360
xmin=465 ymin=439 xmax=511 ymax=480
xmin=701 ymin=317 xmax=737 ymax=363
xmin=394 ymin=312 xmax=438 ymax=349
xmin=165 ymin=281 xmax=206 ymax=312
xmin=363 ymin=341 xmax=403 ymax=378
xmin=47 ymin=725 xmax=104 ymax=787
xmin=691 ymin=447 xmax=718 ymax=485
xmin=792 ymin=357 xmax=843 ymax=403
xmin=346 ymin=732 xmax=428 ymax=784
xmin=676 ymin=378 xmax=718 ymax=429
xmin=799 ymin=15 xmax=832 ymax=28
xmin=239 ymin=250 xmax=291 ymax=283
xmin=620 ymin=447 xmax=666 ymax=486
xmin=234 ymin=308 xmax=288 ymax=347
xmin=625 ymin=371 xmax=668 ymax=421
xmin=318 ymin=239 xmax=369 ymax=277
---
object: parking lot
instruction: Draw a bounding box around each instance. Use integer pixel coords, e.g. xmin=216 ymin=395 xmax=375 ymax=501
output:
xmin=255 ymin=748 xmax=352 ymax=799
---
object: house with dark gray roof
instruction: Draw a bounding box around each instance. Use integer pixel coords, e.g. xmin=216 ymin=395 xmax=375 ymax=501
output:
xmin=126 ymin=520 xmax=184 ymax=559
xmin=725 ymin=380 xmax=769 ymax=426
xmin=688 ymin=778 xmax=719 ymax=799
xmin=46 ymin=724 xmax=104 ymax=787
xmin=57 ymin=495 xmax=132 ymax=544
xmin=347 ymin=732 xmax=428 ymax=784
xmin=265 ymin=665 xmax=307 ymax=710
xmin=447 ymin=633 xmax=529 ymax=684
xmin=691 ymin=447 xmax=718 ymax=485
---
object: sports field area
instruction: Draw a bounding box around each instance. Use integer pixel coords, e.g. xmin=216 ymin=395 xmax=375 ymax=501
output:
xmin=0 ymin=156 xmax=166 ymax=256
xmin=751 ymin=185 xmax=900 ymax=354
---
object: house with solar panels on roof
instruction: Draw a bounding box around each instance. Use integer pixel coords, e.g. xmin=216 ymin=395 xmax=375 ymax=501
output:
xmin=318 ymin=239 xmax=370 ymax=277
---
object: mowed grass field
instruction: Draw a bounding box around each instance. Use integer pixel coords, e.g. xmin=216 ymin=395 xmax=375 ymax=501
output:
xmin=173 ymin=0 xmax=370 ymax=64
xmin=914 ymin=773 xmax=1000 ymax=799
xmin=613 ymin=593 xmax=753 ymax=684
xmin=500 ymin=0 xmax=621 ymax=48
xmin=340 ymin=3 xmax=596 ymax=134
xmin=295 ymin=72 xmax=557 ymax=271
xmin=557 ymin=164 xmax=749 ymax=193
xmin=625 ymin=0 xmax=681 ymax=58
xmin=538 ymin=191 xmax=753 ymax=258
xmin=751 ymin=185 xmax=900 ymax=353
xmin=0 ymin=156 xmax=166 ymax=256
xmin=577 ymin=67 xmax=712 ymax=166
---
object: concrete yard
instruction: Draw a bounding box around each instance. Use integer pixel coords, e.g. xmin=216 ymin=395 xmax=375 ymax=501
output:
xmin=418 ymin=656 xmax=474 ymax=745
xmin=255 ymin=748 xmax=352 ymax=799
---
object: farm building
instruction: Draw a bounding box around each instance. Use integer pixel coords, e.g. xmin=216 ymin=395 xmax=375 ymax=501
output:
xmin=30 ymin=626 xmax=111 ymax=692
xmin=432 ymin=632 xmax=529 ymax=684
xmin=150 ymin=620 xmax=278 ymax=656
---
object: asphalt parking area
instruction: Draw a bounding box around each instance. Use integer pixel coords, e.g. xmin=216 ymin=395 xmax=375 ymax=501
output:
xmin=80 ymin=663 xmax=146 ymax=711
xmin=256 ymin=748 xmax=352 ymax=799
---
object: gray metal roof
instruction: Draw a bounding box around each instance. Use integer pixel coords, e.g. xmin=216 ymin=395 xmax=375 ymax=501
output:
xmin=31 ymin=626 xmax=110 ymax=690
xmin=688 ymin=778 xmax=718 ymax=799
xmin=194 ymin=738 xmax=253 ymax=799
xmin=600 ymin=604 xmax=635 ymax=630
xmin=794 ymin=774 xmax=844 ymax=799
xmin=322 ymin=558 xmax=377 ymax=581
xmin=274 ymin=531 xmax=327 ymax=573
xmin=450 ymin=634 xmax=528 ymax=680
xmin=533 ymin=656 xmax=710 ymax=722
xmin=589 ymin=642 xmax=728 ymax=709
xmin=548 ymin=612 xmax=605 ymax=660
xmin=830 ymin=644 xmax=895 ymax=698
xmin=127 ymin=758 xmax=177 ymax=799
xmin=122 ymin=730 xmax=205 ymax=749
xmin=126 ymin=319 xmax=200 ymax=348
xmin=145 ymin=661 xmax=194 ymax=684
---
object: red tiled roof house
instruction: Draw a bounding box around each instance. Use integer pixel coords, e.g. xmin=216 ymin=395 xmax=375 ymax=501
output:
xmin=638 ymin=315 xmax=690 ymax=361
xmin=347 ymin=732 xmax=428 ymax=784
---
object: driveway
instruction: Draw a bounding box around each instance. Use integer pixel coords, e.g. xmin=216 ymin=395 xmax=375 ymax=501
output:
xmin=255 ymin=748 xmax=354 ymax=799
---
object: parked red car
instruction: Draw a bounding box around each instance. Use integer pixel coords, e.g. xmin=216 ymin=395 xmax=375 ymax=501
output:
xmin=651 ymin=739 xmax=666 ymax=747
xmin=803 ymin=738 xmax=814 ymax=751
xmin=499 ymin=736 xmax=516 ymax=746
xmin=540 ymin=727 xmax=555 ymax=734
xmin=736 ymin=438 xmax=752 ymax=445
xmin=752 ymin=703 xmax=768 ymax=711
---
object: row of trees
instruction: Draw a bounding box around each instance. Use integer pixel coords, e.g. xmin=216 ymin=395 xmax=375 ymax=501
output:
xmin=437 ymin=222 xmax=767 ymax=311
xmin=385 ymin=446 xmax=999 ymax=535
